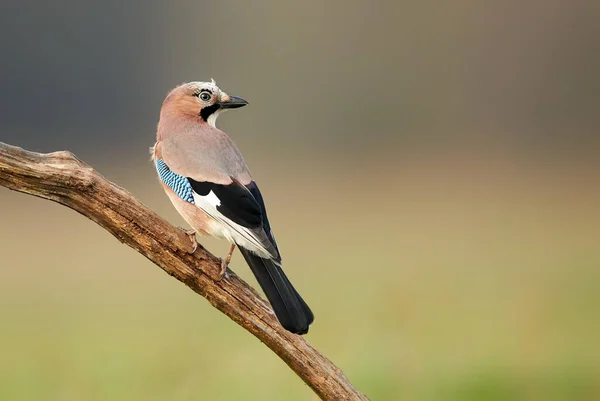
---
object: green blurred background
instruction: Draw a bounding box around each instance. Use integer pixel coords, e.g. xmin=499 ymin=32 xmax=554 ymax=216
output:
xmin=1 ymin=1 xmax=599 ymax=400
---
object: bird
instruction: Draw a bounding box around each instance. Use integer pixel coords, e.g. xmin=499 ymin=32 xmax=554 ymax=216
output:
xmin=152 ymin=80 xmax=314 ymax=334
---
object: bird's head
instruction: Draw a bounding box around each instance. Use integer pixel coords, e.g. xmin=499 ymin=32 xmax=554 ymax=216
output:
xmin=161 ymin=80 xmax=248 ymax=128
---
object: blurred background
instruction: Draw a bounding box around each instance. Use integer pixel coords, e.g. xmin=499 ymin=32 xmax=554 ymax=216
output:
xmin=1 ymin=1 xmax=599 ymax=400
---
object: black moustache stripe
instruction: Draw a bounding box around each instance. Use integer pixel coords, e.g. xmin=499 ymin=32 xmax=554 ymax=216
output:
xmin=200 ymin=103 xmax=220 ymax=121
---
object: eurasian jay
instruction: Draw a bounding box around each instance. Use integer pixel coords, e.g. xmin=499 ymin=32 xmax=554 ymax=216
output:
xmin=152 ymin=81 xmax=314 ymax=334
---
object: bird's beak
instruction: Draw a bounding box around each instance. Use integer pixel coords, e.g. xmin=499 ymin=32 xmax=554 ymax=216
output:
xmin=218 ymin=95 xmax=248 ymax=109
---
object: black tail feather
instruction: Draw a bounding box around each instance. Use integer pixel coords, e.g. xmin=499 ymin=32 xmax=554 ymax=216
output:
xmin=239 ymin=248 xmax=314 ymax=334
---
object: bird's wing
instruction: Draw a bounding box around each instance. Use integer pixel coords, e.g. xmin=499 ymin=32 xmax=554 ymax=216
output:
xmin=188 ymin=178 xmax=280 ymax=261
xmin=245 ymin=181 xmax=279 ymax=253
xmin=154 ymin=140 xmax=278 ymax=260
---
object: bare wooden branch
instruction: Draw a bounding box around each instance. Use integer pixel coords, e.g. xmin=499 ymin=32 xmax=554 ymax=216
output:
xmin=0 ymin=141 xmax=368 ymax=401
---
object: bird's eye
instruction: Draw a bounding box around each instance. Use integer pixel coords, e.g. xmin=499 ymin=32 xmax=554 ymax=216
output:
xmin=199 ymin=92 xmax=211 ymax=101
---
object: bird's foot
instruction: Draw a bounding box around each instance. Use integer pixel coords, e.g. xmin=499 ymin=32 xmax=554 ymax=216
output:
xmin=217 ymin=259 xmax=230 ymax=281
xmin=217 ymin=243 xmax=237 ymax=281
xmin=178 ymin=227 xmax=198 ymax=254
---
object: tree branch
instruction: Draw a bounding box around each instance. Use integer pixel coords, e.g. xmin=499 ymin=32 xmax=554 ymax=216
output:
xmin=0 ymin=141 xmax=368 ymax=401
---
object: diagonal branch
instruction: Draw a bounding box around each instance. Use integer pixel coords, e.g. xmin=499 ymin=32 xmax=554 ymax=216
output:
xmin=0 ymin=141 xmax=369 ymax=401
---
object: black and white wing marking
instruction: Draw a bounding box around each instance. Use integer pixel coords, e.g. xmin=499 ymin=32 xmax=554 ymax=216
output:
xmin=188 ymin=178 xmax=280 ymax=261
xmin=245 ymin=181 xmax=279 ymax=253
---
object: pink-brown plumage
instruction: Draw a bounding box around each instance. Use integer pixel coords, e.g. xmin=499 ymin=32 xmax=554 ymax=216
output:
xmin=161 ymin=183 xmax=212 ymax=237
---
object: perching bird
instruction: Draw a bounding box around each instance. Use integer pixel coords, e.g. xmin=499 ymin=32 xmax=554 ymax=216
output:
xmin=152 ymin=80 xmax=314 ymax=334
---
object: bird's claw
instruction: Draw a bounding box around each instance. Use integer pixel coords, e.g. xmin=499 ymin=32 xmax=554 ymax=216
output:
xmin=178 ymin=227 xmax=198 ymax=253
xmin=216 ymin=243 xmax=236 ymax=281
xmin=217 ymin=258 xmax=230 ymax=281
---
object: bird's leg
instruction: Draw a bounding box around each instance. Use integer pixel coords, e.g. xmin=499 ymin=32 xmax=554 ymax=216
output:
xmin=178 ymin=227 xmax=198 ymax=253
xmin=218 ymin=243 xmax=236 ymax=280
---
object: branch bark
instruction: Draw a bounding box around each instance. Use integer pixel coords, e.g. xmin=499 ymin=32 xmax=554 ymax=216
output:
xmin=0 ymin=141 xmax=368 ymax=401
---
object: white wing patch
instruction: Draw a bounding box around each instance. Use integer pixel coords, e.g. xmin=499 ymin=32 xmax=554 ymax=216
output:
xmin=192 ymin=190 xmax=274 ymax=259
xmin=204 ymin=190 xmax=221 ymax=207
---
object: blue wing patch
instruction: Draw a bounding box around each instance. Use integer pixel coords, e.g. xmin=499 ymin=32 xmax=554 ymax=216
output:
xmin=155 ymin=158 xmax=195 ymax=204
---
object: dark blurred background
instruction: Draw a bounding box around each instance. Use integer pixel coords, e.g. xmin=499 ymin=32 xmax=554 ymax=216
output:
xmin=1 ymin=1 xmax=599 ymax=400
